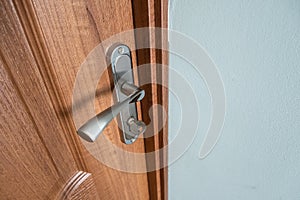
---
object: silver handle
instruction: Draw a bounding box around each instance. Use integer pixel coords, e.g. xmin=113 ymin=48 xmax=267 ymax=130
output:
xmin=77 ymin=82 xmax=145 ymax=142
xmin=77 ymin=44 xmax=146 ymax=144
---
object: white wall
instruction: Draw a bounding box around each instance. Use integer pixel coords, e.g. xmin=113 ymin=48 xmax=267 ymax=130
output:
xmin=168 ymin=0 xmax=300 ymax=199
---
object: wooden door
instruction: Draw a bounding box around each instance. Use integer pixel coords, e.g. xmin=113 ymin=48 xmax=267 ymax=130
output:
xmin=0 ymin=0 xmax=168 ymax=199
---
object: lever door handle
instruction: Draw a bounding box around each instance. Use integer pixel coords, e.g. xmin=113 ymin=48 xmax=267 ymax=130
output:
xmin=77 ymin=82 xmax=145 ymax=142
xmin=77 ymin=44 xmax=146 ymax=144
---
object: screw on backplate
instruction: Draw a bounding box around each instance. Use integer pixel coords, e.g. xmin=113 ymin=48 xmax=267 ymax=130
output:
xmin=118 ymin=46 xmax=125 ymax=54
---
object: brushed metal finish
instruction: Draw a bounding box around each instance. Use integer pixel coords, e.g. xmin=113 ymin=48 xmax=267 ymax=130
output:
xmin=77 ymin=44 xmax=146 ymax=143
xmin=110 ymin=44 xmax=146 ymax=144
xmin=77 ymin=89 xmax=144 ymax=142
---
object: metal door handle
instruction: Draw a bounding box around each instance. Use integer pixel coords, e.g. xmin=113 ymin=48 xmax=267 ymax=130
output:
xmin=77 ymin=82 xmax=145 ymax=142
xmin=77 ymin=44 xmax=146 ymax=144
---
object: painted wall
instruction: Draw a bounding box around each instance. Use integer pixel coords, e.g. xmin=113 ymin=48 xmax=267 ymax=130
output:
xmin=168 ymin=0 xmax=300 ymax=199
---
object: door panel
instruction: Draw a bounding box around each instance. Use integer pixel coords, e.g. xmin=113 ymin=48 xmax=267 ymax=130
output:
xmin=0 ymin=1 xmax=78 ymax=198
xmin=29 ymin=0 xmax=149 ymax=199
xmin=0 ymin=0 xmax=168 ymax=199
xmin=0 ymin=60 xmax=60 ymax=199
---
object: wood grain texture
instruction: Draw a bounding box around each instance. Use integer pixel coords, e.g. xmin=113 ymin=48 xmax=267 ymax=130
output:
xmin=0 ymin=0 xmax=168 ymax=199
xmin=132 ymin=0 xmax=169 ymax=199
xmin=0 ymin=0 xmax=77 ymax=176
xmin=0 ymin=59 xmax=59 ymax=199
xmin=58 ymin=171 xmax=99 ymax=200
xmin=159 ymin=1 xmax=169 ymax=198
xmin=27 ymin=0 xmax=150 ymax=199
xmin=0 ymin=1 xmax=79 ymax=198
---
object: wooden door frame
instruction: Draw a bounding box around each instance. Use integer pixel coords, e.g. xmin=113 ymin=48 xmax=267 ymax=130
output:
xmin=132 ymin=1 xmax=169 ymax=199
xmin=12 ymin=0 xmax=168 ymax=199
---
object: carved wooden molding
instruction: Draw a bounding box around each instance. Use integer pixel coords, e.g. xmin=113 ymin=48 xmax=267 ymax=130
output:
xmin=58 ymin=171 xmax=99 ymax=200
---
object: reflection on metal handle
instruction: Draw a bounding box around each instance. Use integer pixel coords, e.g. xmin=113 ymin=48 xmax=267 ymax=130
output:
xmin=78 ymin=44 xmax=146 ymax=144
xmin=77 ymin=82 xmax=145 ymax=142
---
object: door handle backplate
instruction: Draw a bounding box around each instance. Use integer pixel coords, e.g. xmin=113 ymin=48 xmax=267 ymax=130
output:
xmin=109 ymin=44 xmax=146 ymax=144
xmin=77 ymin=44 xmax=146 ymax=144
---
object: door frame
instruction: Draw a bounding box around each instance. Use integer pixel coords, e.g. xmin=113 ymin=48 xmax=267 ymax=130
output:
xmin=132 ymin=0 xmax=168 ymax=199
xmin=132 ymin=1 xmax=169 ymax=199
